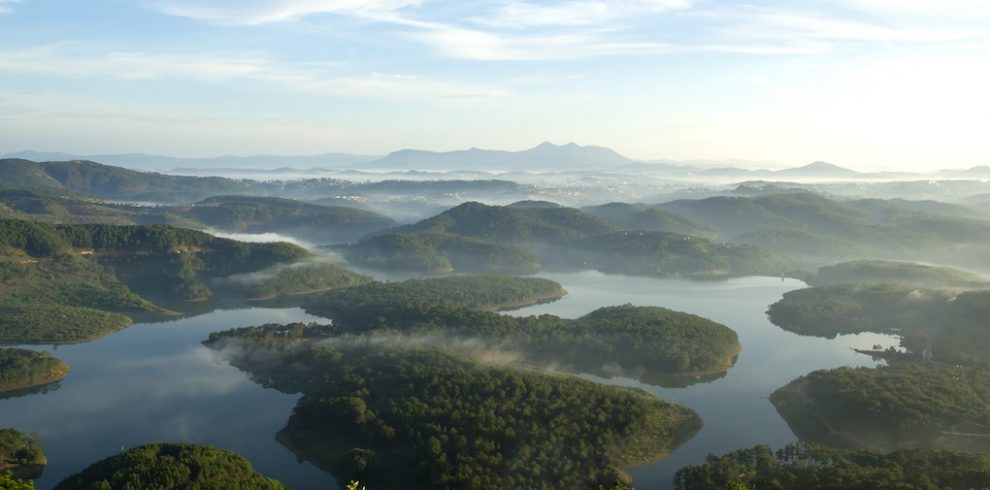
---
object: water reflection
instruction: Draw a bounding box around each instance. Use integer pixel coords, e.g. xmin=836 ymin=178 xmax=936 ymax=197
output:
xmin=0 ymin=308 xmax=336 ymax=490
xmin=509 ymin=271 xmax=895 ymax=489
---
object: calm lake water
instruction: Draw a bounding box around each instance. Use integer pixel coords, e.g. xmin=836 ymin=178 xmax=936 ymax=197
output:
xmin=1 ymin=271 xmax=894 ymax=489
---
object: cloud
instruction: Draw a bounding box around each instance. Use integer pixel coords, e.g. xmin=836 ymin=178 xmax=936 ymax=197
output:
xmin=153 ymin=0 xmax=423 ymax=26
xmin=0 ymin=44 xmax=508 ymax=100
xmin=471 ymin=0 xmax=694 ymax=28
xmin=406 ymin=24 xmax=674 ymax=60
xmin=0 ymin=0 xmax=20 ymax=15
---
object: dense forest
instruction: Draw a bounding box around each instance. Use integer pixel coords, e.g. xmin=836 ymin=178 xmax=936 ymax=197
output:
xmin=657 ymin=192 xmax=990 ymax=268
xmin=53 ymin=443 xmax=289 ymax=490
xmin=0 ymin=429 xmax=45 ymax=480
xmin=343 ymin=202 xmax=779 ymax=277
xmin=0 ymin=349 xmax=69 ymax=393
xmin=771 ymin=364 xmax=990 ymax=451
xmin=219 ymin=261 xmax=373 ymax=300
xmin=811 ymin=259 xmax=989 ymax=288
xmin=0 ymin=220 xmax=319 ymax=342
xmin=301 ymin=277 xmax=740 ymax=379
xmin=204 ymin=328 xmax=700 ymax=490
xmin=673 ymin=442 xmax=990 ymax=490
xmin=768 ymin=284 xmax=990 ymax=363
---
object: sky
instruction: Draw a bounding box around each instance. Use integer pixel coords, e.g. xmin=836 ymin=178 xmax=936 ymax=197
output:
xmin=0 ymin=0 xmax=988 ymax=171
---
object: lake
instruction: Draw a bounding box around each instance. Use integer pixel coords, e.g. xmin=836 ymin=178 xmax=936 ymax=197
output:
xmin=0 ymin=272 xmax=895 ymax=489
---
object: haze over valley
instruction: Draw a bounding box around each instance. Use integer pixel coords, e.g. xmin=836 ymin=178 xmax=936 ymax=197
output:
xmin=4 ymin=1 xmax=990 ymax=489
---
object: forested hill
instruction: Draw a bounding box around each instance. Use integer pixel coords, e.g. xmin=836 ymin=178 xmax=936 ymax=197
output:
xmin=0 ymin=158 xmax=528 ymax=203
xmin=0 ymin=220 xmax=313 ymax=343
xmin=656 ymin=192 xmax=990 ymax=267
xmin=388 ymin=201 xmax=618 ymax=243
xmin=0 ymin=219 xmax=308 ymax=262
xmin=344 ymin=202 xmax=779 ymax=278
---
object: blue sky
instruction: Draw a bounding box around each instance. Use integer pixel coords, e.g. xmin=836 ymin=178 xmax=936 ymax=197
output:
xmin=0 ymin=0 xmax=988 ymax=170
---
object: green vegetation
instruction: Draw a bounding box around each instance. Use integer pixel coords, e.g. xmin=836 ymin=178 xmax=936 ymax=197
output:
xmin=812 ymin=259 xmax=988 ymax=288
xmin=768 ymin=285 xmax=990 ymax=364
xmin=0 ymin=349 xmax=69 ymax=393
xmin=771 ymin=364 xmax=990 ymax=451
xmin=343 ymin=232 xmax=539 ymax=274
xmin=297 ymin=276 xmax=740 ymax=381
xmin=53 ymin=443 xmax=289 ymax=490
xmin=0 ymin=471 xmax=34 ymax=489
xmin=657 ymin=192 xmax=990 ymax=267
xmin=0 ymin=429 xmax=45 ymax=481
xmin=345 ymin=202 xmax=777 ymax=277
xmin=184 ymin=195 xmax=394 ymax=242
xmin=224 ymin=261 xmax=372 ymax=300
xmin=0 ymin=158 xmax=525 ymax=204
xmin=582 ymin=203 xmax=716 ymax=238
xmin=0 ymin=219 xmax=316 ymax=343
xmin=673 ymin=442 xmax=990 ymax=490
xmin=205 ymin=331 xmax=700 ymax=489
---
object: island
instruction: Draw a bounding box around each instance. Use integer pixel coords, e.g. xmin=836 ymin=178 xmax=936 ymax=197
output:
xmin=673 ymin=442 xmax=990 ymax=490
xmin=768 ymin=284 xmax=990 ymax=363
xmin=301 ymin=276 xmax=741 ymax=382
xmin=0 ymin=429 xmax=46 ymax=481
xmin=770 ymin=363 xmax=990 ymax=451
xmin=0 ymin=349 xmax=69 ymax=394
xmin=811 ymin=259 xmax=989 ymax=288
xmin=204 ymin=325 xmax=701 ymax=489
xmin=53 ymin=443 xmax=289 ymax=490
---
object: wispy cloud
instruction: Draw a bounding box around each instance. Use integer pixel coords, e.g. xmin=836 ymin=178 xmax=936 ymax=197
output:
xmin=470 ymin=0 xmax=694 ymax=28
xmin=0 ymin=44 xmax=508 ymax=100
xmin=405 ymin=24 xmax=674 ymax=61
xmin=0 ymin=0 xmax=20 ymax=15
xmin=153 ymin=0 xmax=423 ymax=26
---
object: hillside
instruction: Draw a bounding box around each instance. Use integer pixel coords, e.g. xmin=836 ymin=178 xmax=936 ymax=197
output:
xmin=657 ymin=192 xmax=990 ymax=266
xmin=205 ymin=326 xmax=701 ymax=489
xmin=184 ymin=195 xmax=394 ymax=243
xmin=771 ymin=364 xmax=990 ymax=452
xmin=582 ymin=203 xmax=716 ymax=237
xmin=812 ymin=259 xmax=988 ymax=288
xmin=0 ymin=220 xmax=311 ymax=343
xmin=346 ymin=202 xmax=777 ymax=277
xmin=674 ymin=443 xmax=990 ymax=490
xmin=54 ymin=443 xmax=289 ymax=490
xmin=360 ymin=141 xmax=632 ymax=171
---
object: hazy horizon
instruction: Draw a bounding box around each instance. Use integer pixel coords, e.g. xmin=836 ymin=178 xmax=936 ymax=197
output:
xmin=2 ymin=1 xmax=988 ymax=172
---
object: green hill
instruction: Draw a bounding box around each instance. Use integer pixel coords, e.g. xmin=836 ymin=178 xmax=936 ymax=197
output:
xmin=204 ymin=328 xmax=700 ymax=489
xmin=345 ymin=202 xmax=779 ymax=277
xmin=0 ymin=220 xmax=312 ymax=343
xmin=185 ymin=195 xmax=394 ymax=242
xmin=771 ymin=364 xmax=990 ymax=452
xmin=582 ymin=203 xmax=715 ymax=237
xmin=0 ymin=429 xmax=45 ymax=481
xmin=54 ymin=443 xmax=288 ymax=490
xmin=388 ymin=201 xmax=617 ymax=243
xmin=674 ymin=442 xmax=990 ymax=490
xmin=341 ymin=232 xmax=540 ymax=274
xmin=0 ymin=349 xmax=69 ymax=393
xmin=813 ymin=259 xmax=988 ymax=288
xmin=657 ymin=192 xmax=990 ymax=266
xmin=297 ymin=277 xmax=740 ymax=380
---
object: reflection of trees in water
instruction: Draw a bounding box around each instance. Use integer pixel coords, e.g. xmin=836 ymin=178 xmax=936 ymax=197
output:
xmin=0 ymin=380 xmax=62 ymax=401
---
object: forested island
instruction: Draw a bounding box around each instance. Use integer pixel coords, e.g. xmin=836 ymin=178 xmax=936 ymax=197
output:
xmin=673 ymin=442 xmax=990 ymax=489
xmin=300 ymin=276 xmax=740 ymax=380
xmin=204 ymin=326 xmax=701 ymax=489
xmin=53 ymin=443 xmax=289 ymax=490
xmin=768 ymin=284 xmax=990 ymax=363
xmin=0 ymin=349 xmax=69 ymax=394
xmin=0 ymin=429 xmax=45 ymax=481
xmin=771 ymin=364 xmax=990 ymax=451
xmin=810 ymin=259 xmax=989 ymax=288
xmin=0 ymin=219 xmax=325 ymax=343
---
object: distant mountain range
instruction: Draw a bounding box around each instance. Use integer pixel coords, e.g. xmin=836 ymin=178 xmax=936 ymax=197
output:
xmin=2 ymin=143 xmax=985 ymax=178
